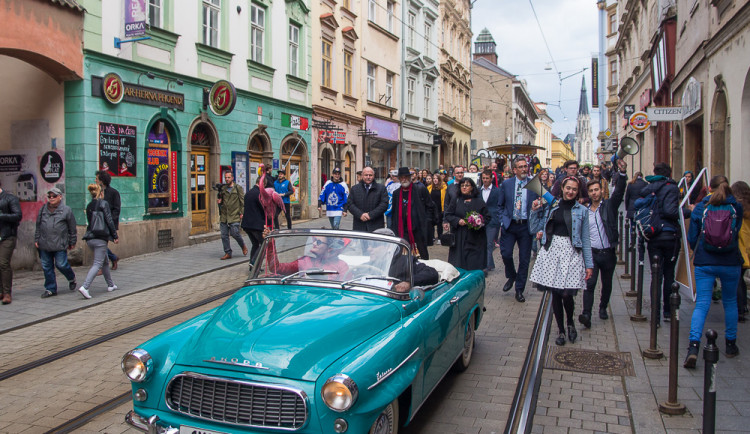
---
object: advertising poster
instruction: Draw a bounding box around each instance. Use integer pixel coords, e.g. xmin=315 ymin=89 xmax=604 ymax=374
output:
xmin=289 ymin=164 xmax=300 ymax=204
xmin=0 ymin=150 xmax=52 ymax=222
xmin=124 ymin=0 xmax=147 ymax=37
xmin=99 ymin=122 xmax=137 ymax=177
xmin=147 ymin=144 xmax=170 ymax=209
xmin=232 ymin=152 xmax=249 ymax=193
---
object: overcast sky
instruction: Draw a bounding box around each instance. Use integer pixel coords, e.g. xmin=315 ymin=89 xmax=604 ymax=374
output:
xmin=471 ymin=0 xmax=601 ymax=139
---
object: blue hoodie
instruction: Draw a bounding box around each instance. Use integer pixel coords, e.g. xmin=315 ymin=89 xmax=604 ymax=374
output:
xmin=688 ymin=194 xmax=744 ymax=267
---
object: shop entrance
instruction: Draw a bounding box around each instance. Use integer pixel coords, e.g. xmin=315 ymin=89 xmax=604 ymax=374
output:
xmin=190 ymin=148 xmax=210 ymax=234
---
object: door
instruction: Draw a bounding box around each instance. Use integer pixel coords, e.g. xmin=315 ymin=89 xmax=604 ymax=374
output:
xmin=190 ymin=150 xmax=210 ymax=234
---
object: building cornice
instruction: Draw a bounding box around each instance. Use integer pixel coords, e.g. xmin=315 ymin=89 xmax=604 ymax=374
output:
xmin=312 ymin=104 xmax=364 ymax=124
xmin=704 ymin=1 xmax=750 ymax=59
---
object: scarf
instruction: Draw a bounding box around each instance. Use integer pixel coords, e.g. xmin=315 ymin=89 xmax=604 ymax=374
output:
xmin=398 ymin=185 xmax=417 ymax=251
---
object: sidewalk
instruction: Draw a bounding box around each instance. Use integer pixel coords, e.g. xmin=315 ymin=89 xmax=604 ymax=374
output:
xmin=0 ymin=218 xmax=321 ymax=333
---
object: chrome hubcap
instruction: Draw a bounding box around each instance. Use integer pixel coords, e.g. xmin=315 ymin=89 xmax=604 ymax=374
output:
xmin=372 ymin=405 xmax=394 ymax=434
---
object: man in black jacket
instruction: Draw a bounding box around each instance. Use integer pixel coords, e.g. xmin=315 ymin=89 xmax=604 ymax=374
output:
xmin=96 ymin=171 xmax=121 ymax=270
xmin=347 ymin=167 xmax=388 ymax=232
xmin=0 ymin=183 xmax=22 ymax=305
xmin=241 ymin=177 xmax=266 ymax=266
xmin=579 ymin=159 xmax=628 ymax=328
xmin=390 ymin=167 xmax=434 ymax=259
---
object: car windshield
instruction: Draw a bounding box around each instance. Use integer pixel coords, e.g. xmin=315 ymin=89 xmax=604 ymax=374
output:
xmin=252 ymin=232 xmax=411 ymax=291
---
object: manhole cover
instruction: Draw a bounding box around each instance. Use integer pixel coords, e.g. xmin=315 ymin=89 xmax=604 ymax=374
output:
xmin=545 ymin=347 xmax=635 ymax=376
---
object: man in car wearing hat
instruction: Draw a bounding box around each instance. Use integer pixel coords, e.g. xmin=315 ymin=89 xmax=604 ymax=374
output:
xmin=389 ymin=167 xmax=434 ymax=259
xmin=318 ymin=167 xmax=349 ymax=229
xmin=35 ymin=187 xmax=78 ymax=300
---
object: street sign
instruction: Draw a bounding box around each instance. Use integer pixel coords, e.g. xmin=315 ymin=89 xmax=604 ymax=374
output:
xmin=629 ymin=111 xmax=651 ymax=132
xmin=604 ymin=129 xmax=613 ymax=138
xmin=604 ymin=139 xmax=613 ymax=149
xmin=647 ymin=106 xmax=684 ymax=121
xmin=624 ymin=104 xmax=635 ymax=120
xmin=597 ymin=153 xmax=604 ymax=161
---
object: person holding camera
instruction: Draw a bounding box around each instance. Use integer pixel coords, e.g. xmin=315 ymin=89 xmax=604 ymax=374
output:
xmin=218 ymin=171 xmax=247 ymax=260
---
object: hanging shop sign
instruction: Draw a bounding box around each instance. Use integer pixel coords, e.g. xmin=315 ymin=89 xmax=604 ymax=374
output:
xmin=93 ymin=75 xmax=184 ymax=110
xmin=99 ymin=122 xmax=137 ymax=177
xmin=629 ymin=111 xmax=651 ymax=132
xmin=281 ymin=113 xmax=309 ymax=130
xmin=682 ymin=77 xmax=702 ymax=120
xmin=318 ymin=129 xmax=346 ymax=144
xmin=124 ymin=0 xmax=147 ymax=38
xmin=647 ymin=106 xmax=684 ymax=122
xmin=39 ymin=151 xmax=64 ymax=183
xmin=591 ymin=57 xmax=599 ymax=108
xmin=623 ymin=104 xmax=635 ymax=120
xmin=208 ymin=80 xmax=237 ymax=116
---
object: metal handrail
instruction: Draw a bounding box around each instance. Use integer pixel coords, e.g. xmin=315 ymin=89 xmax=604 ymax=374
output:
xmin=504 ymin=290 xmax=553 ymax=433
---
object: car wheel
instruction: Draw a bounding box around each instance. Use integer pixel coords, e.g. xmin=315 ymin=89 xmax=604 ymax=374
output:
xmin=453 ymin=312 xmax=476 ymax=372
xmin=369 ymin=398 xmax=399 ymax=434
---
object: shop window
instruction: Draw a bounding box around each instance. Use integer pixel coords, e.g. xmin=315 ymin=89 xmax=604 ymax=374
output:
xmin=147 ymin=121 xmax=173 ymax=212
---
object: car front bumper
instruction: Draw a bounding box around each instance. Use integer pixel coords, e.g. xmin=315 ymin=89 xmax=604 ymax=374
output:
xmin=125 ymin=410 xmax=179 ymax=434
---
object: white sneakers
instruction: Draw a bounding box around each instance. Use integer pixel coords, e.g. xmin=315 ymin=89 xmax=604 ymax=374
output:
xmin=78 ymin=286 xmax=92 ymax=299
xmin=107 ymin=284 xmax=118 ymax=292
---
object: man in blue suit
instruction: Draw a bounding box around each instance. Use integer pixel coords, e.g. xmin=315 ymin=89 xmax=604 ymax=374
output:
xmin=480 ymin=170 xmax=502 ymax=272
xmin=497 ymin=157 xmax=539 ymax=302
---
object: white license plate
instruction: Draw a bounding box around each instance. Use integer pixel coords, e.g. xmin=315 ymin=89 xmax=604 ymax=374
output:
xmin=179 ymin=425 xmax=228 ymax=434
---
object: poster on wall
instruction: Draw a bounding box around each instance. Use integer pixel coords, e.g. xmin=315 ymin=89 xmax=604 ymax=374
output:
xmin=249 ymin=161 xmax=259 ymax=188
xmin=39 ymin=151 xmax=64 ymax=184
xmin=289 ymin=163 xmax=300 ymax=204
xmin=232 ymin=152 xmax=249 ymax=194
xmin=99 ymin=122 xmax=137 ymax=177
xmin=0 ymin=151 xmax=38 ymax=202
xmin=147 ymin=144 xmax=170 ymax=209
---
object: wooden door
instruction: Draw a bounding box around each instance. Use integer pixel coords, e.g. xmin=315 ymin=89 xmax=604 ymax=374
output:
xmin=190 ymin=150 xmax=210 ymax=234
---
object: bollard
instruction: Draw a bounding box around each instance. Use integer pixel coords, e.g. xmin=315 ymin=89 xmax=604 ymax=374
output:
xmin=621 ymin=219 xmax=631 ymax=279
xmin=617 ymin=212 xmax=625 ymax=265
xmin=625 ymin=228 xmax=637 ymax=297
xmin=703 ymin=329 xmax=719 ymax=434
xmin=630 ymin=236 xmax=647 ymax=321
xmin=659 ymin=283 xmax=686 ymax=414
xmin=643 ymin=255 xmax=664 ymax=359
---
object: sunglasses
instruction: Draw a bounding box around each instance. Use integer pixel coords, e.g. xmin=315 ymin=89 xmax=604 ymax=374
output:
xmin=47 ymin=194 xmax=59 ymax=198
xmin=311 ymin=239 xmax=327 ymax=246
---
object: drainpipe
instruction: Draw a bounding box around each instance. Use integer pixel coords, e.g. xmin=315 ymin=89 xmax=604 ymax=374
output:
xmin=399 ymin=0 xmax=407 ymax=167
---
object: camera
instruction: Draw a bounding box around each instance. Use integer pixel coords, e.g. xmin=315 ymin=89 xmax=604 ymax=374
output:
xmin=212 ymin=183 xmax=226 ymax=192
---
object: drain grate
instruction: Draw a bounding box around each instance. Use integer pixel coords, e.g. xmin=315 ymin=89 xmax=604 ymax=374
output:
xmin=545 ymin=347 xmax=635 ymax=376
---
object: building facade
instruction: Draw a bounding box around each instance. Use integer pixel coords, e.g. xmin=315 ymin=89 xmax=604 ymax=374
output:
xmin=534 ymin=102 xmax=554 ymax=168
xmin=551 ymin=134 xmax=577 ymax=169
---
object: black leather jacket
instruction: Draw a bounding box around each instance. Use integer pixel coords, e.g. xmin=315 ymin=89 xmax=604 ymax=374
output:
xmin=0 ymin=190 xmax=22 ymax=240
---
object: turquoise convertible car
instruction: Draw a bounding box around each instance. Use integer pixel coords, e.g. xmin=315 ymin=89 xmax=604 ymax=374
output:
xmin=123 ymin=229 xmax=485 ymax=434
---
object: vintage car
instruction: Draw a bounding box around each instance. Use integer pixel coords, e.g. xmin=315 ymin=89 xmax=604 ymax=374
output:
xmin=123 ymin=229 xmax=485 ymax=433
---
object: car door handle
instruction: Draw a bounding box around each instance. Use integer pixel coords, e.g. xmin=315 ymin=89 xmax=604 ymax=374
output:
xmin=449 ymin=296 xmax=459 ymax=305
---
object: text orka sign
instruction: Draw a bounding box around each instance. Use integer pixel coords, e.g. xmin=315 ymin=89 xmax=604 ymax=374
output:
xmin=93 ymin=74 xmax=185 ymax=111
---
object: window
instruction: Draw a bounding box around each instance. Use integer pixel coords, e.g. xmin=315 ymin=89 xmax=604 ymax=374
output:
xmin=608 ymin=12 xmax=617 ymax=34
xmin=386 ymin=72 xmax=393 ymax=105
xmin=408 ymin=12 xmax=416 ymax=48
xmin=424 ymin=84 xmax=431 ymax=118
xmin=387 ymin=1 xmax=394 ymax=32
xmin=343 ymin=0 xmax=350 ymax=9
xmin=148 ymin=0 xmax=162 ymax=28
xmin=289 ymin=24 xmax=300 ymax=76
xmin=609 ymin=60 xmax=618 ymax=86
xmin=369 ymin=0 xmax=376 ymax=21
xmin=424 ymin=21 xmax=432 ymax=57
xmin=202 ymin=0 xmax=220 ymax=47
xmin=344 ymin=51 xmax=353 ymax=96
xmin=609 ymin=111 xmax=617 ymax=130
xmin=322 ymin=40 xmax=332 ymax=87
xmin=250 ymin=4 xmax=265 ymax=62
xmin=367 ymin=63 xmax=376 ymax=101
xmin=407 ymin=77 xmax=415 ymax=114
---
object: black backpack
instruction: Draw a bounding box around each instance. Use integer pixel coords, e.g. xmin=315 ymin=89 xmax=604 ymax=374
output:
xmin=634 ymin=186 xmax=665 ymax=241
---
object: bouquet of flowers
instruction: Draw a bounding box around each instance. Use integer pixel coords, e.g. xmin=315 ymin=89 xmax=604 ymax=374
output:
xmin=465 ymin=211 xmax=485 ymax=230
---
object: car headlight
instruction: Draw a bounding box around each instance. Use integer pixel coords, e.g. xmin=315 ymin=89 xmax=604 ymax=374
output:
xmin=121 ymin=349 xmax=153 ymax=382
xmin=322 ymin=374 xmax=358 ymax=412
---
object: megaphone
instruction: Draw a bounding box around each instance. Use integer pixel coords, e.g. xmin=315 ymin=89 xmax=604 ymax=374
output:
xmin=524 ymin=174 xmax=555 ymax=204
xmin=616 ymin=137 xmax=640 ymax=159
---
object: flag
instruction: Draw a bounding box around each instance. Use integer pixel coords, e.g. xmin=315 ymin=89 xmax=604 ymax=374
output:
xmin=281 ymin=113 xmax=309 ymax=130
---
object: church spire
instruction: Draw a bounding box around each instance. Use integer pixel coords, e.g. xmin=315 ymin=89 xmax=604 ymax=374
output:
xmin=578 ymin=76 xmax=589 ymax=116
xmin=473 ymin=28 xmax=498 ymax=65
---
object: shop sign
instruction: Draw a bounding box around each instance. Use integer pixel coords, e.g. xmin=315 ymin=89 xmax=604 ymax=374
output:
xmin=124 ymin=0 xmax=147 ymax=38
xmin=624 ymin=104 xmax=635 ymax=119
xmin=99 ymin=122 xmax=137 ymax=177
xmin=366 ymin=116 xmax=399 ymax=142
xmin=647 ymin=106 xmax=683 ymax=122
xmin=281 ymin=113 xmax=309 ymax=130
xmin=102 ymin=73 xmax=125 ymax=104
xmin=94 ymin=75 xmax=184 ymax=110
xmin=170 ymin=151 xmax=178 ymax=203
xmin=208 ymin=80 xmax=237 ymax=116
xmin=0 ymin=154 xmax=24 ymax=173
xmin=318 ymin=129 xmax=346 ymax=144
xmin=433 ymin=134 xmax=442 ymax=145
xmin=147 ymin=146 xmax=170 ymax=195
xmin=682 ymin=77 xmax=702 ymax=120
xmin=591 ymin=57 xmax=599 ymax=108
xmin=639 ymin=89 xmax=652 ymax=111
xmin=629 ymin=111 xmax=651 ymax=132
xmin=40 ymin=151 xmax=64 ymax=183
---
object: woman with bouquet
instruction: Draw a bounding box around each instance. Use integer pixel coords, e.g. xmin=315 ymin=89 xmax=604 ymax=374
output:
xmin=444 ymin=178 xmax=491 ymax=271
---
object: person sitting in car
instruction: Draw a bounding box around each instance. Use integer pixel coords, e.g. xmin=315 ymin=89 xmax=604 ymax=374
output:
xmin=262 ymin=229 xmax=350 ymax=280
xmin=370 ymin=228 xmax=439 ymax=292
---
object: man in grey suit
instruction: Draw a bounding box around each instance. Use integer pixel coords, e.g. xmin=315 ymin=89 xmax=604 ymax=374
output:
xmin=480 ymin=170 xmax=501 ymax=272
xmin=497 ymin=157 xmax=540 ymax=302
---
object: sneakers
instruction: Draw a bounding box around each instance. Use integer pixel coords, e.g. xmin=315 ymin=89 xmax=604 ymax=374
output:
xmin=684 ymin=341 xmax=700 ymax=369
xmin=41 ymin=290 xmax=57 ymax=298
xmin=78 ymin=286 xmax=92 ymax=299
xmin=69 ymin=280 xmax=77 ymax=291
xmin=726 ymin=339 xmax=739 ymax=358
xmin=107 ymin=284 xmax=118 ymax=292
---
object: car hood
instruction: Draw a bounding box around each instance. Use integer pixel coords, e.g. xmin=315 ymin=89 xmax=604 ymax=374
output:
xmin=174 ymin=284 xmax=403 ymax=381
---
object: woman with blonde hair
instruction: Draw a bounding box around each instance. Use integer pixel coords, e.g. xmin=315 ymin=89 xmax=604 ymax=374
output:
xmin=731 ymin=180 xmax=750 ymax=322
xmin=428 ymin=171 xmax=447 ymax=243
xmin=78 ymin=183 xmax=119 ymax=299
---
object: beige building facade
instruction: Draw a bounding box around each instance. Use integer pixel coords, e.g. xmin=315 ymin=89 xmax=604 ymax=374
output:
xmin=534 ymin=103 xmax=554 ymax=168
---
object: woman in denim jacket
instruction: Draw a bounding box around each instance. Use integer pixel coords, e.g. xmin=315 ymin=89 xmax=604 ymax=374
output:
xmin=529 ymin=177 xmax=594 ymax=345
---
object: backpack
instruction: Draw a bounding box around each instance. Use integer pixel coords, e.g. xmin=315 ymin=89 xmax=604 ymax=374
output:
xmin=634 ymin=192 xmax=663 ymax=241
xmin=700 ymin=203 xmax=739 ymax=253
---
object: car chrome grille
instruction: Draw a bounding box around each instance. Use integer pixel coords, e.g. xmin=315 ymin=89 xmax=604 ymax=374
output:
xmin=166 ymin=372 xmax=307 ymax=430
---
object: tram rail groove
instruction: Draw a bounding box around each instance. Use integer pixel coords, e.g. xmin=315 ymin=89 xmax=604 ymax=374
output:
xmin=505 ymin=290 xmax=552 ymax=434
xmin=44 ymin=391 xmax=131 ymax=434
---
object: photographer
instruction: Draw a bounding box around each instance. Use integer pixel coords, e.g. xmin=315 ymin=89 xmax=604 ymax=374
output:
xmin=217 ymin=171 xmax=247 ymax=260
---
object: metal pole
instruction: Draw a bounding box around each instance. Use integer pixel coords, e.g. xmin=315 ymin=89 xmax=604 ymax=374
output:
xmin=621 ymin=219 xmax=631 ymax=279
xmin=617 ymin=212 xmax=625 ymax=264
xmin=703 ymin=329 xmax=719 ymax=434
xmin=659 ymin=282 xmax=686 ymax=414
xmin=643 ymin=255 xmax=664 ymax=359
xmin=625 ymin=226 xmax=637 ymax=296
xmin=630 ymin=236 xmax=647 ymax=321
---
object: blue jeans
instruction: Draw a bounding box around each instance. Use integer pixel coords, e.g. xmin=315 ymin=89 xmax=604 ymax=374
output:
xmin=689 ymin=265 xmax=742 ymax=342
xmin=328 ymin=215 xmax=342 ymax=230
xmin=39 ymin=249 xmax=76 ymax=294
xmin=500 ymin=221 xmax=532 ymax=293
